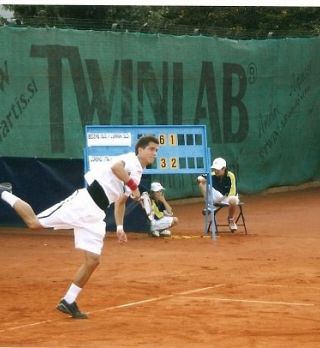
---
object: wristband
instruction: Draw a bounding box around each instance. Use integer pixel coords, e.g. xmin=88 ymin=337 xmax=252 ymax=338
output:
xmin=117 ymin=225 xmax=124 ymax=232
xmin=126 ymin=178 xmax=138 ymax=191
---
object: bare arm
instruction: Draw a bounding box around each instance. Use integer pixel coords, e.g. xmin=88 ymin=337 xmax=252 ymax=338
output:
xmin=157 ymin=192 xmax=173 ymax=216
xmin=114 ymin=194 xmax=128 ymax=243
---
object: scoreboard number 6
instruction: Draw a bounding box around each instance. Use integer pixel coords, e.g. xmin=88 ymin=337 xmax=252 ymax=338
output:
xmin=159 ymin=134 xmax=166 ymax=145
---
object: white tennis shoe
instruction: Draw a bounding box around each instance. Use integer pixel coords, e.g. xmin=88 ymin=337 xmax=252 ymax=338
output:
xmin=160 ymin=229 xmax=171 ymax=237
xmin=151 ymin=230 xmax=160 ymax=237
xmin=228 ymin=218 xmax=237 ymax=232
xmin=0 ymin=182 xmax=12 ymax=194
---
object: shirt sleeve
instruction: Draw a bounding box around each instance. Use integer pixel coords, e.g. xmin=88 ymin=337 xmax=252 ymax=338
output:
xmin=121 ymin=153 xmax=143 ymax=192
xmin=228 ymin=171 xmax=237 ymax=196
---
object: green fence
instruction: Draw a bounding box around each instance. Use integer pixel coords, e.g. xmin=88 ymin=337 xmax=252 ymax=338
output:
xmin=1 ymin=26 xmax=319 ymax=196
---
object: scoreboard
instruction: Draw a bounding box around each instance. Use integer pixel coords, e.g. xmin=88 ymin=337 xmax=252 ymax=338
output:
xmin=84 ymin=125 xmax=211 ymax=175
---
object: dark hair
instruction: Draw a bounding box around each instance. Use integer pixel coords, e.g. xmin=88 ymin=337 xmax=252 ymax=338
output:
xmin=135 ymin=135 xmax=159 ymax=154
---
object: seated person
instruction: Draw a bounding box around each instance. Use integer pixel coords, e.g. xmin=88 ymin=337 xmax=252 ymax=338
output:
xmin=142 ymin=182 xmax=178 ymax=237
xmin=197 ymin=157 xmax=239 ymax=231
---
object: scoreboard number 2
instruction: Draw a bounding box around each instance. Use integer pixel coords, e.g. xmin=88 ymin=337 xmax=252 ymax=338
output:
xmin=170 ymin=157 xmax=178 ymax=169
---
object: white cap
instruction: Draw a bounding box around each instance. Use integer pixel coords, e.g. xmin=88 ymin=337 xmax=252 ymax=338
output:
xmin=150 ymin=182 xmax=165 ymax=192
xmin=211 ymin=157 xmax=227 ymax=170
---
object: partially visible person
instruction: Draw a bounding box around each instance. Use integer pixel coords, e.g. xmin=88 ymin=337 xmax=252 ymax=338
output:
xmin=0 ymin=135 xmax=159 ymax=319
xmin=197 ymin=157 xmax=239 ymax=231
xmin=141 ymin=182 xmax=178 ymax=237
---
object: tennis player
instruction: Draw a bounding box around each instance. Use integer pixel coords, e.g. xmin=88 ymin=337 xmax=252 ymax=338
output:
xmin=0 ymin=135 xmax=159 ymax=319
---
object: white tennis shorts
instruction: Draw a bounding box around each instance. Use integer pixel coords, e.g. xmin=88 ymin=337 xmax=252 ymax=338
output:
xmin=211 ymin=188 xmax=239 ymax=205
xmin=37 ymin=189 xmax=106 ymax=255
xmin=151 ymin=216 xmax=174 ymax=231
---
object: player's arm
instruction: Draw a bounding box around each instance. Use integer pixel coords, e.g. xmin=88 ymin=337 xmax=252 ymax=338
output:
xmin=111 ymin=160 xmax=140 ymax=200
xmin=158 ymin=192 xmax=173 ymax=216
xmin=114 ymin=194 xmax=128 ymax=244
xmin=196 ymin=173 xmax=207 ymax=184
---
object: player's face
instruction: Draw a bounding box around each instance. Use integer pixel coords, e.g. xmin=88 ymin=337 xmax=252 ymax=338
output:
xmin=213 ymin=168 xmax=225 ymax=177
xmin=138 ymin=141 xmax=159 ymax=167
xmin=154 ymin=190 xmax=163 ymax=199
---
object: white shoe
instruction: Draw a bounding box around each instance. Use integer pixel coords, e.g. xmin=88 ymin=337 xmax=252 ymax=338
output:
xmin=160 ymin=229 xmax=171 ymax=237
xmin=228 ymin=218 xmax=237 ymax=232
xmin=151 ymin=230 xmax=160 ymax=237
xmin=0 ymin=182 xmax=12 ymax=194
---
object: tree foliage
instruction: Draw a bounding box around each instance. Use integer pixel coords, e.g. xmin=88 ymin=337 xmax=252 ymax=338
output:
xmin=2 ymin=5 xmax=320 ymax=39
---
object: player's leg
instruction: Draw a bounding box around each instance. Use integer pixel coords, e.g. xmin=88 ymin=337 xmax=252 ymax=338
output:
xmin=153 ymin=216 xmax=176 ymax=237
xmin=0 ymin=184 xmax=42 ymax=229
xmin=57 ymin=251 xmax=100 ymax=319
xmin=150 ymin=218 xmax=163 ymax=237
xmin=227 ymin=195 xmax=239 ymax=231
xmin=75 ymin=251 xmax=101 ymax=287
xmin=13 ymin=200 xmax=42 ymax=229
xmin=57 ymin=213 xmax=105 ymax=319
xmin=161 ymin=216 xmax=179 ymax=237
xmin=171 ymin=216 xmax=179 ymax=227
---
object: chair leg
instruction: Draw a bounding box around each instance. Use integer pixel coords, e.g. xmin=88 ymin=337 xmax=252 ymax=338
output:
xmin=214 ymin=211 xmax=219 ymax=234
xmin=206 ymin=205 xmax=247 ymax=235
xmin=207 ymin=220 xmax=212 ymax=234
xmin=238 ymin=205 xmax=248 ymax=234
xmin=206 ymin=212 xmax=219 ymax=235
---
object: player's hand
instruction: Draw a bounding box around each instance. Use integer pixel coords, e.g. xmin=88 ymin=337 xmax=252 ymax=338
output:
xmin=130 ymin=188 xmax=141 ymax=201
xmin=116 ymin=229 xmax=128 ymax=244
xmin=156 ymin=191 xmax=165 ymax=203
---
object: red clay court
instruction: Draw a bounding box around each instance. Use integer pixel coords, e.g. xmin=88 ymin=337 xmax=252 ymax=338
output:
xmin=0 ymin=186 xmax=319 ymax=347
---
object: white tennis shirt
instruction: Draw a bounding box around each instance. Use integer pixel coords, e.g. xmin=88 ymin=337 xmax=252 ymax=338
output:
xmin=84 ymin=152 xmax=143 ymax=204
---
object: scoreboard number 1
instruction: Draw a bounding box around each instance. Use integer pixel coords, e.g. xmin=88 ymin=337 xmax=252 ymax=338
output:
xmin=168 ymin=134 xmax=177 ymax=145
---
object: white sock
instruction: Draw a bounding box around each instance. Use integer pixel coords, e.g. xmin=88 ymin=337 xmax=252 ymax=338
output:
xmin=63 ymin=283 xmax=82 ymax=304
xmin=1 ymin=191 xmax=19 ymax=207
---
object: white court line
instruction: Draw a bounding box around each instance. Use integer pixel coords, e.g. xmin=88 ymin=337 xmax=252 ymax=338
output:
xmin=177 ymin=284 xmax=225 ymax=295
xmin=250 ymin=283 xmax=320 ymax=291
xmin=0 ymin=319 xmax=54 ymax=333
xmin=180 ymin=295 xmax=314 ymax=307
xmin=0 ymin=285 xmax=221 ymax=334
xmin=1 ymin=282 xmax=314 ymax=334
xmin=90 ymin=284 xmax=225 ymax=314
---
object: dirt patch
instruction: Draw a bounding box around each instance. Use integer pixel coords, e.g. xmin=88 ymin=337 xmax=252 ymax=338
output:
xmin=0 ymin=188 xmax=319 ymax=347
